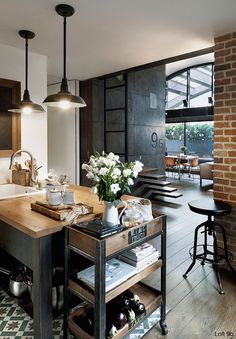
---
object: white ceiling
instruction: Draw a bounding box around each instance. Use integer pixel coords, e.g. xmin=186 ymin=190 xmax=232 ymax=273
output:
xmin=0 ymin=0 xmax=236 ymax=83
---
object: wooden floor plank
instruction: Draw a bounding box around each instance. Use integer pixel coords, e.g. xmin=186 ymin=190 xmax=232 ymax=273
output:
xmin=143 ymin=178 xmax=236 ymax=339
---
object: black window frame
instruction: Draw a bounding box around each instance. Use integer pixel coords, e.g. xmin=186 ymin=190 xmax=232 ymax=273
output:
xmin=165 ymin=62 xmax=214 ymax=123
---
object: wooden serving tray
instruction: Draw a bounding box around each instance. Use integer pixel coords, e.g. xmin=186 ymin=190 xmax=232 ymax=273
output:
xmin=31 ymin=201 xmax=93 ymax=221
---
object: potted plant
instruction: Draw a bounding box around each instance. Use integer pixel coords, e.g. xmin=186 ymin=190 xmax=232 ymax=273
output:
xmin=180 ymin=146 xmax=187 ymax=156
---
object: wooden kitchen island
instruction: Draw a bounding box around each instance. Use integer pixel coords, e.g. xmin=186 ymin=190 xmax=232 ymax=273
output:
xmin=0 ymin=185 xmax=105 ymax=339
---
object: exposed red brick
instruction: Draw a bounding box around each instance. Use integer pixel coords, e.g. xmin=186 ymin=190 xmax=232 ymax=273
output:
xmin=225 ymin=99 xmax=236 ymax=106
xmin=231 ymin=121 xmax=236 ymax=127
xmin=224 ymin=187 xmax=236 ymax=193
xmin=215 ymin=33 xmax=232 ymax=43
xmin=225 ymin=173 xmax=236 ymax=180
xmin=214 ymin=164 xmax=230 ymax=171
xmin=224 ymin=158 xmax=236 ymax=164
xmin=215 ymin=151 xmax=228 ymax=157
xmin=226 ymin=70 xmax=236 ymax=77
xmin=214 ymin=157 xmax=224 ymax=164
xmin=215 ymin=86 xmax=224 ymax=95
xmin=214 ymin=185 xmax=224 ymax=192
xmin=231 ymin=137 xmax=236 ymax=142
xmin=224 ymin=128 xmax=236 ymax=135
xmin=215 ymin=63 xmax=231 ymax=72
xmin=215 ymin=78 xmax=231 ymax=86
xmin=214 ymin=93 xmax=231 ymax=101
xmin=230 ymin=180 xmax=236 ymax=186
xmin=214 ymin=136 xmax=230 ymax=142
xmin=232 ymin=166 xmax=236 ymax=171
xmin=229 ymin=194 xmax=236 ymax=202
xmin=214 ymin=121 xmax=231 ymax=128
xmin=214 ymin=107 xmax=231 ymax=114
xmin=214 ymin=71 xmax=225 ymax=79
xmin=214 ymin=114 xmax=224 ymax=121
xmin=213 ymin=192 xmax=229 ymax=200
xmin=228 ymin=151 xmax=236 ymax=157
xmin=214 ymin=178 xmax=230 ymax=185
xmin=224 ymin=113 xmax=236 ymax=119
xmin=214 ymin=143 xmax=223 ymax=149
xmin=214 ymin=129 xmax=224 ymax=135
xmin=214 ymin=101 xmax=225 ymax=108
xmin=215 ymin=42 xmax=225 ymax=50
xmin=225 ymin=54 xmax=236 ymax=62
xmin=214 ymin=57 xmax=225 ymax=65
xmin=224 ymin=143 xmax=236 ymax=149
xmin=215 ymin=49 xmax=231 ymax=58
xmin=213 ymin=171 xmax=224 ymax=178
xmin=225 ymin=39 xmax=236 ymax=48
xmin=225 ymin=84 xmax=236 ymax=92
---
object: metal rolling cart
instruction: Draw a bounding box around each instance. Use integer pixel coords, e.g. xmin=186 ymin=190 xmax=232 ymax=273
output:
xmin=64 ymin=212 xmax=168 ymax=338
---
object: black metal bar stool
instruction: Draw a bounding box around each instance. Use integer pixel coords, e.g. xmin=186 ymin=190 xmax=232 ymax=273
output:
xmin=183 ymin=199 xmax=234 ymax=294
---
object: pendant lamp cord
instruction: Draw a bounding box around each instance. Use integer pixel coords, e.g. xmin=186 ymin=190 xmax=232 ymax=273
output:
xmin=25 ymin=37 xmax=28 ymax=91
xmin=63 ymin=15 xmax=67 ymax=80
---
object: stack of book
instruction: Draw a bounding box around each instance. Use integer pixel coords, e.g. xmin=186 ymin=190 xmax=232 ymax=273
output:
xmin=120 ymin=242 xmax=160 ymax=272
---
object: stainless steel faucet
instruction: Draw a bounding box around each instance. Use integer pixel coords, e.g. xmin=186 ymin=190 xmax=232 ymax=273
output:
xmin=9 ymin=149 xmax=37 ymax=186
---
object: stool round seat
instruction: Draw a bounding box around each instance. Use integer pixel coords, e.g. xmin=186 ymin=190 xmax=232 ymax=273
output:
xmin=188 ymin=200 xmax=231 ymax=217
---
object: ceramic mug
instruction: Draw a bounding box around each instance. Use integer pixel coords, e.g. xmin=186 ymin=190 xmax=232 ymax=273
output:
xmin=62 ymin=190 xmax=75 ymax=205
xmin=48 ymin=189 xmax=63 ymax=205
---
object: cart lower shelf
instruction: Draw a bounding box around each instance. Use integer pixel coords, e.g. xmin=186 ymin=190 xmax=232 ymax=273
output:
xmin=68 ymin=282 xmax=163 ymax=339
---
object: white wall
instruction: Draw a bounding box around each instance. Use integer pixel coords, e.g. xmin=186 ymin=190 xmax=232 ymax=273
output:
xmin=0 ymin=43 xmax=47 ymax=183
xmin=47 ymin=80 xmax=80 ymax=184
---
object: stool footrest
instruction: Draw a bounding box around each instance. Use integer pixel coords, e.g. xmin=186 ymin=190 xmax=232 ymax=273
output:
xmin=189 ymin=244 xmax=233 ymax=265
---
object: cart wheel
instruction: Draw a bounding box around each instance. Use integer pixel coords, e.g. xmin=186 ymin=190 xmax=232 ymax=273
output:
xmin=201 ymin=261 xmax=205 ymax=266
xmin=160 ymin=320 xmax=168 ymax=335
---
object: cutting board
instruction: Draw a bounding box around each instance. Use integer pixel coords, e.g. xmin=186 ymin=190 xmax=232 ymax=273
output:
xmin=31 ymin=201 xmax=94 ymax=221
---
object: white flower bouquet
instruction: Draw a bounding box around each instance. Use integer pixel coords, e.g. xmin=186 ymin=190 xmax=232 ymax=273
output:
xmin=82 ymin=151 xmax=143 ymax=204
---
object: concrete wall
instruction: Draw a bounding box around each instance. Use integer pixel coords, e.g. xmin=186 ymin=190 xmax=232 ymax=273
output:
xmin=0 ymin=43 xmax=47 ymax=182
xmin=127 ymin=65 xmax=166 ymax=173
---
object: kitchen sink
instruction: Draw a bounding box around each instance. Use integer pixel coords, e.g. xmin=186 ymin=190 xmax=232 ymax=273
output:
xmin=0 ymin=184 xmax=43 ymax=200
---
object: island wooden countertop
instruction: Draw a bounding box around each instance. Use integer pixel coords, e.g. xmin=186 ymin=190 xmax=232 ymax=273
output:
xmin=0 ymin=185 xmax=106 ymax=239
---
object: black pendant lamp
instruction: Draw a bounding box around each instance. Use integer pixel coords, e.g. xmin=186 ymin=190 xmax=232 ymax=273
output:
xmin=9 ymin=30 xmax=45 ymax=114
xmin=43 ymin=4 xmax=86 ymax=109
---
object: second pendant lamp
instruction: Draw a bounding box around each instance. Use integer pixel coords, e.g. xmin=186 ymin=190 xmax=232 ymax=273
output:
xmin=43 ymin=4 xmax=86 ymax=109
xmin=9 ymin=30 xmax=45 ymax=114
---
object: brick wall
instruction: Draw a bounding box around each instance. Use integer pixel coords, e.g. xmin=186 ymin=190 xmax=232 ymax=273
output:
xmin=214 ymin=32 xmax=236 ymax=269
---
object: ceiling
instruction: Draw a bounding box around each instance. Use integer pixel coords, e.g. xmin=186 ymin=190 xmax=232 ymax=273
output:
xmin=0 ymin=0 xmax=236 ymax=83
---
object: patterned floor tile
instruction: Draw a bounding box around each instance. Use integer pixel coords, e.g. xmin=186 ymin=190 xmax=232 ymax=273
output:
xmin=0 ymin=288 xmax=169 ymax=338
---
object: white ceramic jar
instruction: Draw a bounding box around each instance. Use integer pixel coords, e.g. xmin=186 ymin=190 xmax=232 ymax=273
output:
xmin=48 ymin=189 xmax=63 ymax=205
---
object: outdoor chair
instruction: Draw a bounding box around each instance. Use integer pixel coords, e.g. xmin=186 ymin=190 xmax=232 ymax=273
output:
xmin=182 ymin=157 xmax=199 ymax=179
xmin=165 ymin=156 xmax=178 ymax=177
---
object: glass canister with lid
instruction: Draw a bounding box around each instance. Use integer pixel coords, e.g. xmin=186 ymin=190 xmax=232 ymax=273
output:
xmin=121 ymin=201 xmax=144 ymax=228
